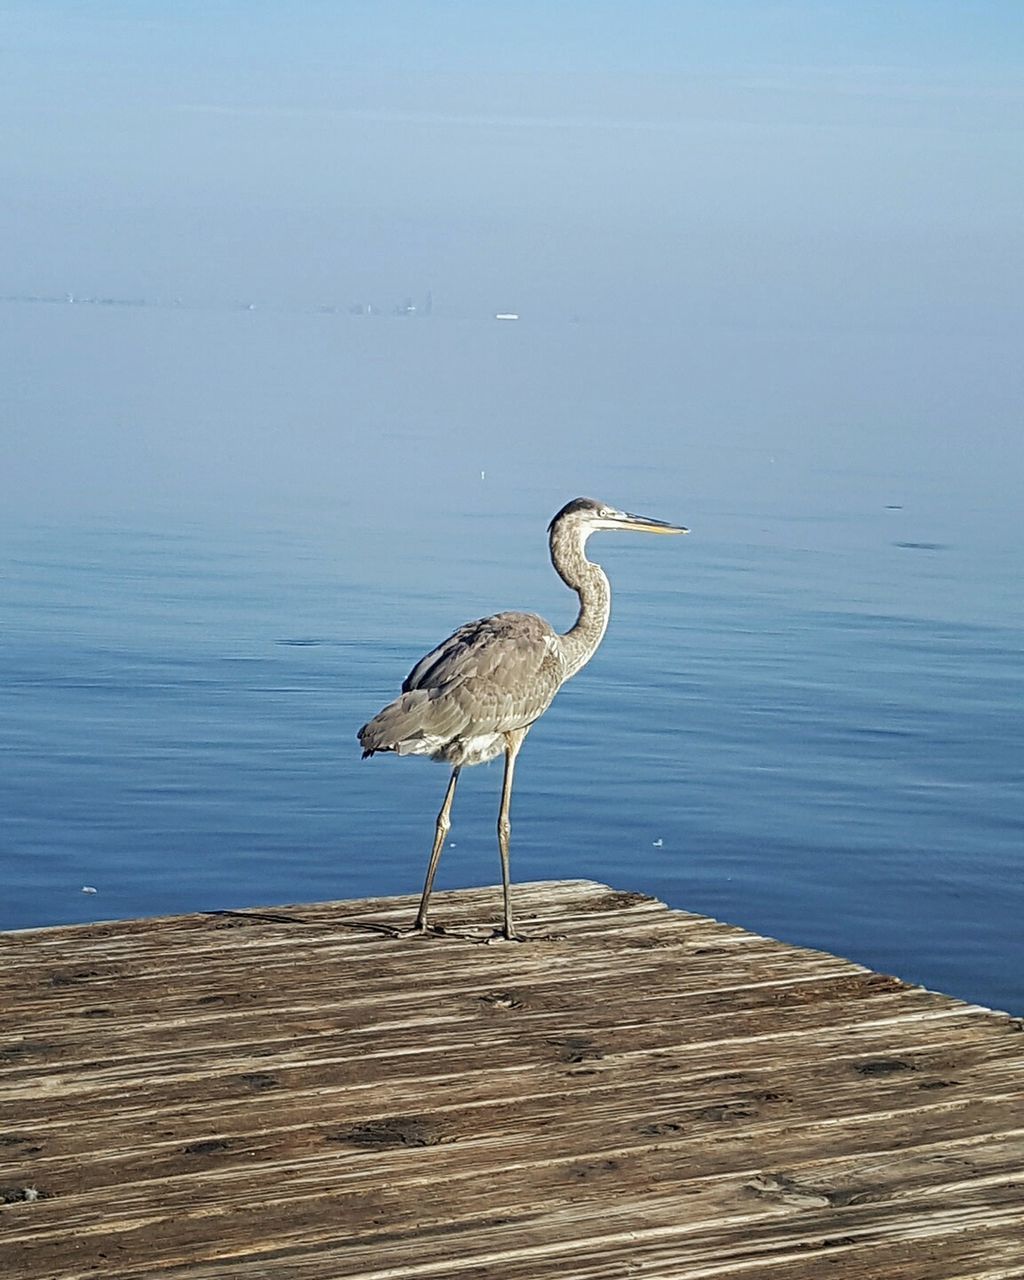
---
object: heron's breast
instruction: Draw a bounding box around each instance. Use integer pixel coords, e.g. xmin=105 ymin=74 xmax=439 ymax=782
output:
xmin=433 ymin=734 xmax=505 ymax=767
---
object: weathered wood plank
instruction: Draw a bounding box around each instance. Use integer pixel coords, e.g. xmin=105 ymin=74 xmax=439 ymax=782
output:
xmin=1 ymin=880 xmax=1021 ymax=1279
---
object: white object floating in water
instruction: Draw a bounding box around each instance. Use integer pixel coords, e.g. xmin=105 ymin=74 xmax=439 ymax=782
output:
xmin=494 ymin=313 xmax=519 ymax=321
xmin=81 ymin=885 xmax=98 ymax=894
xmin=652 ymin=838 xmax=663 ymax=848
xmin=480 ymin=470 xmax=486 ymax=480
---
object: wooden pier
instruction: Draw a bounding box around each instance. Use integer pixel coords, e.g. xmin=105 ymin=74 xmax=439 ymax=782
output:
xmin=2 ymin=880 xmax=1022 ymax=1278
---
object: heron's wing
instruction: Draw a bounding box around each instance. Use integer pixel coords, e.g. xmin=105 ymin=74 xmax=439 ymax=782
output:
xmin=401 ymin=611 xmax=565 ymax=733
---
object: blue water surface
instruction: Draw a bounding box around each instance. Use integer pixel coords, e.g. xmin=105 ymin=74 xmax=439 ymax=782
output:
xmin=2 ymin=302 xmax=1021 ymax=1015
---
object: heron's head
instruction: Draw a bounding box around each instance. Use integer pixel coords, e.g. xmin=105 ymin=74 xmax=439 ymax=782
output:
xmin=548 ymin=497 xmax=688 ymax=539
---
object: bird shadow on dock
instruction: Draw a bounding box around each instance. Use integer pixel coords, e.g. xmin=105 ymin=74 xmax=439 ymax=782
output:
xmin=329 ymin=917 xmax=568 ymax=945
xmin=203 ymin=906 xmax=563 ymax=947
xmin=203 ymin=908 xmax=565 ymax=945
xmin=204 ymin=909 xmax=309 ymax=926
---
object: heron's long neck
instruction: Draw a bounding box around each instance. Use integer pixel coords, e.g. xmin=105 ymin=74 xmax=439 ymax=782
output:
xmin=550 ymin=525 xmax=611 ymax=679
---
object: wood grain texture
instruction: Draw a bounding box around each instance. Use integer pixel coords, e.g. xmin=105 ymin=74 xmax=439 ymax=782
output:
xmin=1 ymin=880 xmax=1021 ymax=1279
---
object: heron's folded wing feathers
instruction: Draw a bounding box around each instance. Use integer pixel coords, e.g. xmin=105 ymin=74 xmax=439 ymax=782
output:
xmin=402 ymin=612 xmax=564 ymax=733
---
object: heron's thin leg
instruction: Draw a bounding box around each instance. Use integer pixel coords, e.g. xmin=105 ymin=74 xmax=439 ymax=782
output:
xmin=414 ymin=766 xmax=461 ymax=932
xmin=496 ymin=728 xmax=528 ymax=940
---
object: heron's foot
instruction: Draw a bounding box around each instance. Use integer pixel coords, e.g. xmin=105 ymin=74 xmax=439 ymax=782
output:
xmin=403 ymin=920 xmax=503 ymax=943
xmin=333 ymin=917 xmax=448 ymax=939
xmin=486 ymin=926 xmax=567 ymax=944
xmin=486 ymin=926 xmax=529 ymax=944
xmin=397 ymin=919 xmax=450 ymax=939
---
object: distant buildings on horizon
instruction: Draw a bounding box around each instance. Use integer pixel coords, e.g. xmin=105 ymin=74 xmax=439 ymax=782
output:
xmin=0 ymin=289 xmax=552 ymax=323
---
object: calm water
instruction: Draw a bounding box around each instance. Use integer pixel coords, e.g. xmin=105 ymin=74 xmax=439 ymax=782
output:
xmin=2 ymin=302 xmax=1022 ymax=1014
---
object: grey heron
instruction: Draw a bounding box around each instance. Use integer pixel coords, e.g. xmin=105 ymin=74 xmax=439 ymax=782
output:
xmin=358 ymin=497 xmax=688 ymax=939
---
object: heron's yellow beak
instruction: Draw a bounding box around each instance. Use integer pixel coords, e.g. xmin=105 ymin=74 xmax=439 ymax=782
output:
xmin=620 ymin=511 xmax=689 ymax=535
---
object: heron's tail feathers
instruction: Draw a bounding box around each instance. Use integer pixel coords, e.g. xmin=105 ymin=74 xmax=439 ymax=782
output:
xmin=358 ymin=688 xmax=453 ymax=758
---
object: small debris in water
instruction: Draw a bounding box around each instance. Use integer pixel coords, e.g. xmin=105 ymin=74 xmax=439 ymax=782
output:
xmin=81 ymin=886 xmax=98 ymax=895
xmin=652 ymin=838 xmax=663 ymax=848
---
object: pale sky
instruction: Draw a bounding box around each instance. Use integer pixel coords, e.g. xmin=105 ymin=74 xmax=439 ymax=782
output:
xmin=2 ymin=1 xmax=1022 ymax=326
